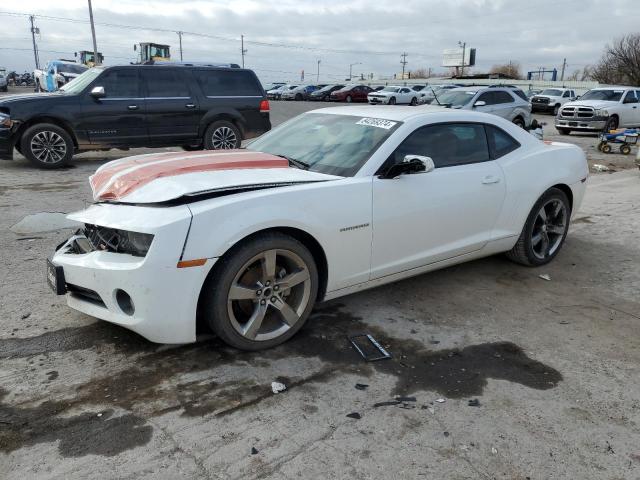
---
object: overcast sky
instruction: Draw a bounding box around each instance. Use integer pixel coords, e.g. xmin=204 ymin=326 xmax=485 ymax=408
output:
xmin=0 ymin=0 xmax=636 ymax=83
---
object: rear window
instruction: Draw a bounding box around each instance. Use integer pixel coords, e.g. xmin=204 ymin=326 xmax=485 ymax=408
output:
xmin=143 ymin=69 xmax=190 ymax=97
xmin=512 ymin=89 xmax=528 ymax=101
xmin=193 ymin=70 xmax=262 ymax=97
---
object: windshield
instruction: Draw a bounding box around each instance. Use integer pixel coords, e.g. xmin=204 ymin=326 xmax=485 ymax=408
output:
xmin=580 ymin=89 xmax=624 ymax=101
xmin=438 ymin=90 xmax=476 ymax=107
xmin=59 ymin=64 xmax=88 ymax=75
xmin=59 ymin=67 xmax=103 ymax=94
xmin=246 ymin=113 xmax=401 ymax=177
xmin=318 ymin=84 xmax=342 ymax=92
xmin=540 ymin=89 xmax=562 ymax=96
xmin=337 ymin=85 xmax=356 ymax=92
xmin=382 ymin=87 xmax=399 ymax=92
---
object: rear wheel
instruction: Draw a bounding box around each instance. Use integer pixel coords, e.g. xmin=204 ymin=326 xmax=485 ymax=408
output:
xmin=204 ymin=120 xmax=241 ymax=150
xmin=513 ymin=116 xmax=525 ymax=129
xmin=506 ymin=187 xmax=571 ymax=266
xmin=20 ymin=123 xmax=74 ymax=169
xmin=553 ymin=104 xmax=560 ymax=116
xmin=202 ymin=233 xmax=319 ymax=350
xmin=410 ymin=97 xmax=417 ymax=106
xmin=620 ymin=144 xmax=631 ymax=155
xmin=345 ymin=95 xmax=353 ymax=103
xmin=601 ymin=144 xmax=612 ymax=153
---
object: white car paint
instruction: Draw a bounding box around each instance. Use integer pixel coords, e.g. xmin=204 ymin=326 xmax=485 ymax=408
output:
xmin=51 ymin=106 xmax=588 ymax=343
xmin=368 ymin=86 xmax=418 ymax=105
xmin=530 ymin=88 xmax=576 ymax=114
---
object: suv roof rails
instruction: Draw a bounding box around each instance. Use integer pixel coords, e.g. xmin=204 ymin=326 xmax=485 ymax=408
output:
xmin=144 ymin=61 xmax=241 ymax=68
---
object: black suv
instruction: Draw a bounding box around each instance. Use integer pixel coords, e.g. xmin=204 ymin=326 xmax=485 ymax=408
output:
xmin=0 ymin=64 xmax=271 ymax=168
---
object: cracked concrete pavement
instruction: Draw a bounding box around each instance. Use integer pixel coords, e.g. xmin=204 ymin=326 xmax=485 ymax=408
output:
xmin=0 ymin=96 xmax=639 ymax=479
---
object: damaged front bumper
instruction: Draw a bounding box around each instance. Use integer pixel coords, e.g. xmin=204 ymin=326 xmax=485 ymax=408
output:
xmin=47 ymin=203 xmax=214 ymax=344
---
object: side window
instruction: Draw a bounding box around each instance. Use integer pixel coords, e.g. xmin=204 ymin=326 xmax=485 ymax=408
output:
xmin=401 ymin=88 xmax=410 ymax=93
xmin=494 ymin=91 xmax=515 ymax=103
xmin=623 ymin=91 xmax=638 ymax=103
xmin=97 ymin=69 xmax=140 ymax=98
xmin=193 ymin=70 xmax=262 ymax=96
xmin=476 ymin=92 xmax=495 ymax=105
xmin=143 ymin=69 xmax=190 ymax=97
xmin=485 ymin=124 xmax=521 ymax=159
xmin=636 ymin=90 xmax=640 ymax=100
xmin=513 ymin=89 xmax=528 ymax=101
xmin=563 ymin=91 xmax=571 ymax=97
xmin=391 ymin=123 xmax=490 ymax=168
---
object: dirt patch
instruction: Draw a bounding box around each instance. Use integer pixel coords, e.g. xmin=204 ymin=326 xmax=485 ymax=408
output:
xmin=0 ymin=181 xmax=81 ymax=196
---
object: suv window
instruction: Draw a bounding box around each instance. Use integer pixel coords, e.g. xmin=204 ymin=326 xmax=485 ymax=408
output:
xmin=98 ymin=69 xmax=140 ymax=98
xmin=623 ymin=91 xmax=638 ymax=103
xmin=477 ymin=91 xmax=496 ymax=105
xmin=391 ymin=123 xmax=490 ymax=168
xmin=512 ymin=89 xmax=528 ymax=101
xmin=485 ymin=125 xmax=520 ymax=158
xmin=193 ymin=69 xmax=262 ymax=97
xmin=494 ymin=91 xmax=515 ymax=104
xmin=143 ymin=69 xmax=190 ymax=97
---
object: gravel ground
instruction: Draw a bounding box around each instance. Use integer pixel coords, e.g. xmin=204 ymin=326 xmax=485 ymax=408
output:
xmin=1 ymin=88 xmax=639 ymax=479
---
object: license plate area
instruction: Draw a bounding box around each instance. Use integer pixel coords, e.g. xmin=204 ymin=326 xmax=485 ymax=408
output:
xmin=47 ymin=259 xmax=67 ymax=295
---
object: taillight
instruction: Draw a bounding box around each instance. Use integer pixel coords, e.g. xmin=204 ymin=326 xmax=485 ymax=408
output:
xmin=260 ymin=99 xmax=270 ymax=113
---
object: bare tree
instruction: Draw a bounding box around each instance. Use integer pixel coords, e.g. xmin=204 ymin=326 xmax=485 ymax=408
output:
xmin=411 ymin=68 xmax=430 ymax=79
xmin=489 ymin=62 xmax=522 ymax=79
xmin=566 ymin=69 xmax=580 ymax=81
xmin=590 ymin=34 xmax=640 ymax=85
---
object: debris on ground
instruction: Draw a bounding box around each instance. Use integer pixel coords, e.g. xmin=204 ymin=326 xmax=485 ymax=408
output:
xmin=429 ymin=339 xmax=440 ymax=345
xmin=468 ymin=399 xmax=481 ymax=407
xmin=435 ymin=398 xmax=446 ymax=403
xmin=592 ymin=164 xmax=610 ymax=172
xmin=251 ymin=447 xmax=259 ymax=455
xmin=538 ymin=274 xmax=552 ymax=281
xmin=491 ymin=447 xmax=498 ymax=455
xmin=21 ymin=312 xmax=31 ymax=320
xmin=444 ymin=431 xmax=450 ymax=437
xmin=355 ymin=383 xmax=369 ymax=390
xmin=346 ymin=412 xmax=362 ymax=419
xmin=271 ymin=381 xmax=287 ymax=394
xmin=395 ymin=396 xmax=416 ymax=402
xmin=349 ymin=333 xmax=392 ymax=361
xmin=373 ymin=400 xmax=402 ymax=408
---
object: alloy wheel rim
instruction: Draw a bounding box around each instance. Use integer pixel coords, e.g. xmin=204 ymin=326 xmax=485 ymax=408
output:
xmin=531 ymin=199 xmax=568 ymax=259
xmin=212 ymin=126 xmax=237 ymax=149
xmin=227 ymin=249 xmax=311 ymax=342
xmin=30 ymin=131 xmax=67 ymax=164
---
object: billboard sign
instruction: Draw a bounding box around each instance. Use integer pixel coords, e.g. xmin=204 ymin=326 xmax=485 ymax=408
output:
xmin=442 ymin=47 xmax=476 ymax=67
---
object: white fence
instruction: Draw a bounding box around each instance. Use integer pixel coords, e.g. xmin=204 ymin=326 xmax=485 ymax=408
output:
xmin=373 ymin=78 xmax=600 ymax=94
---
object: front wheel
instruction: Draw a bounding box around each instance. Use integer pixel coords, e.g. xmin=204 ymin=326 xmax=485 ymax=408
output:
xmin=202 ymin=233 xmax=319 ymax=350
xmin=20 ymin=123 xmax=74 ymax=169
xmin=620 ymin=144 xmax=631 ymax=155
xmin=388 ymin=97 xmax=396 ymax=105
xmin=553 ymin=104 xmax=560 ymax=116
xmin=506 ymin=187 xmax=571 ymax=266
xmin=605 ymin=116 xmax=619 ymax=132
xmin=345 ymin=95 xmax=353 ymax=103
xmin=204 ymin=120 xmax=241 ymax=150
xmin=410 ymin=97 xmax=417 ymax=106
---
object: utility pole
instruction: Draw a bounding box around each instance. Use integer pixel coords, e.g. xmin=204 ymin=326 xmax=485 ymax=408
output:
xmin=400 ymin=52 xmax=408 ymax=79
xmin=87 ymin=0 xmax=99 ymax=65
xmin=316 ymin=59 xmax=320 ymax=83
xmin=177 ymin=31 xmax=183 ymax=61
xmin=560 ymin=58 xmax=567 ymax=82
xmin=29 ymin=15 xmax=40 ymax=70
xmin=427 ymin=67 xmax=432 ymax=78
xmin=241 ymin=35 xmax=247 ymax=68
xmin=349 ymin=62 xmax=361 ymax=81
xmin=458 ymin=41 xmax=466 ymax=76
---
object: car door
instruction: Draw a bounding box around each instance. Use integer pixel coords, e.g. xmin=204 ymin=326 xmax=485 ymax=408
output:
xmin=490 ymin=91 xmax=516 ymax=119
xmin=399 ymin=87 xmax=412 ymax=103
xmin=620 ymin=91 xmax=640 ymax=126
xmin=370 ymin=122 xmax=506 ymax=279
xmin=471 ymin=91 xmax=497 ymax=114
xmin=78 ymin=67 xmax=147 ymax=147
xmin=142 ymin=68 xmax=200 ymax=143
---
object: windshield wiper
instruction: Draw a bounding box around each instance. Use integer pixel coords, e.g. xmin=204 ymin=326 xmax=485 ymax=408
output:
xmin=275 ymin=154 xmax=310 ymax=170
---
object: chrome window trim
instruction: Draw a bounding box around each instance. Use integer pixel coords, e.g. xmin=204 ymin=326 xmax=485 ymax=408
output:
xmin=206 ymin=95 xmax=264 ymax=99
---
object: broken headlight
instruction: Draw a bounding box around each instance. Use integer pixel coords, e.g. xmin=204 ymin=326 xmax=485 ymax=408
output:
xmin=0 ymin=112 xmax=12 ymax=128
xmin=84 ymin=224 xmax=154 ymax=257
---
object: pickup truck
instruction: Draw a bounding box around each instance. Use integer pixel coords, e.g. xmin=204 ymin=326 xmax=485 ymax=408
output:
xmin=530 ymin=88 xmax=576 ymax=115
xmin=34 ymin=60 xmax=88 ymax=92
xmin=556 ymin=87 xmax=640 ymax=134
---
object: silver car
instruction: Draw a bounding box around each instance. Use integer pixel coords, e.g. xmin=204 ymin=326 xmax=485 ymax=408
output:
xmin=434 ymin=86 xmax=532 ymax=128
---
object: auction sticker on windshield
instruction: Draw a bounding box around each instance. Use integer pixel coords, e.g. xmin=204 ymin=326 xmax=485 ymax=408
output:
xmin=356 ymin=118 xmax=397 ymax=129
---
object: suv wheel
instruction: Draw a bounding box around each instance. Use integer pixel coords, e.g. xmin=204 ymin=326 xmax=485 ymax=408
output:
xmin=204 ymin=121 xmax=241 ymax=150
xmin=605 ymin=116 xmax=619 ymax=132
xmin=21 ymin=123 xmax=74 ymax=169
xmin=512 ymin=117 xmax=525 ymax=129
xmin=553 ymin=104 xmax=560 ymax=116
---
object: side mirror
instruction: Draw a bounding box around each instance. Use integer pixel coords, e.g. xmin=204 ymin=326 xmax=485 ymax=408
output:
xmin=473 ymin=100 xmax=486 ymax=107
xmin=90 ymin=86 xmax=105 ymax=98
xmin=380 ymin=155 xmax=435 ymax=179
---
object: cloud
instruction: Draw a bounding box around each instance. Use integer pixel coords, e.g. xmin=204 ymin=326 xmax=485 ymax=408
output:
xmin=0 ymin=0 xmax=634 ymax=83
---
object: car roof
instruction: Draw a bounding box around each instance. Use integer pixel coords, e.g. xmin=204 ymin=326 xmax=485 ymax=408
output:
xmin=309 ymin=105 xmax=452 ymax=121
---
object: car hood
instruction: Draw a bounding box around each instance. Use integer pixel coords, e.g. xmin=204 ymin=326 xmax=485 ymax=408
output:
xmin=0 ymin=91 xmax=64 ymax=105
xmin=90 ymin=150 xmax=343 ymax=204
xmin=562 ymin=99 xmax=618 ymax=109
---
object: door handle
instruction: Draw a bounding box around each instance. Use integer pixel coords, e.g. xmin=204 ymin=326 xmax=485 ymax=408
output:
xmin=127 ymin=105 xmax=139 ymax=110
xmin=185 ymin=103 xmax=196 ymax=109
xmin=482 ymin=175 xmax=501 ymax=184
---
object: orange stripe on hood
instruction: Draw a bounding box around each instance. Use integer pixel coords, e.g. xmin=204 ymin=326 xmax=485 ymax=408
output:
xmin=93 ymin=151 xmax=289 ymax=201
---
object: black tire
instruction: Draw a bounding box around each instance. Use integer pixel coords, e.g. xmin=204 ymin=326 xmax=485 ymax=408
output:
xmin=513 ymin=117 xmax=525 ymax=129
xmin=553 ymin=104 xmax=560 ymax=116
xmin=506 ymin=187 xmax=571 ymax=267
xmin=601 ymin=144 xmax=612 ymax=154
xmin=410 ymin=97 xmax=417 ymax=106
xmin=182 ymin=144 xmax=203 ymax=151
xmin=20 ymin=123 xmax=74 ymax=169
xmin=345 ymin=95 xmax=353 ymax=103
xmin=202 ymin=232 xmax=319 ymax=350
xmin=605 ymin=116 xmax=619 ymax=132
xmin=557 ymin=128 xmax=571 ymax=135
xmin=389 ymin=97 xmax=396 ymax=105
xmin=620 ymin=145 xmax=631 ymax=155
xmin=35 ymin=81 xmax=41 ymax=93
xmin=295 ymin=93 xmax=303 ymax=101
xmin=204 ymin=120 xmax=241 ymax=150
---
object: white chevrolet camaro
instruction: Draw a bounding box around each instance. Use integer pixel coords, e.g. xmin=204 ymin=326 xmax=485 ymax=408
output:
xmin=48 ymin=106 xmax=588 ymax=350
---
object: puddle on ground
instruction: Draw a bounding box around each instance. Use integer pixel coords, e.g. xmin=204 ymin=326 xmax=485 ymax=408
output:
xmin=0 ymin=304 xmax=562 ymax=456
xmin=10 ymin=212 xmax=81 ymax=234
